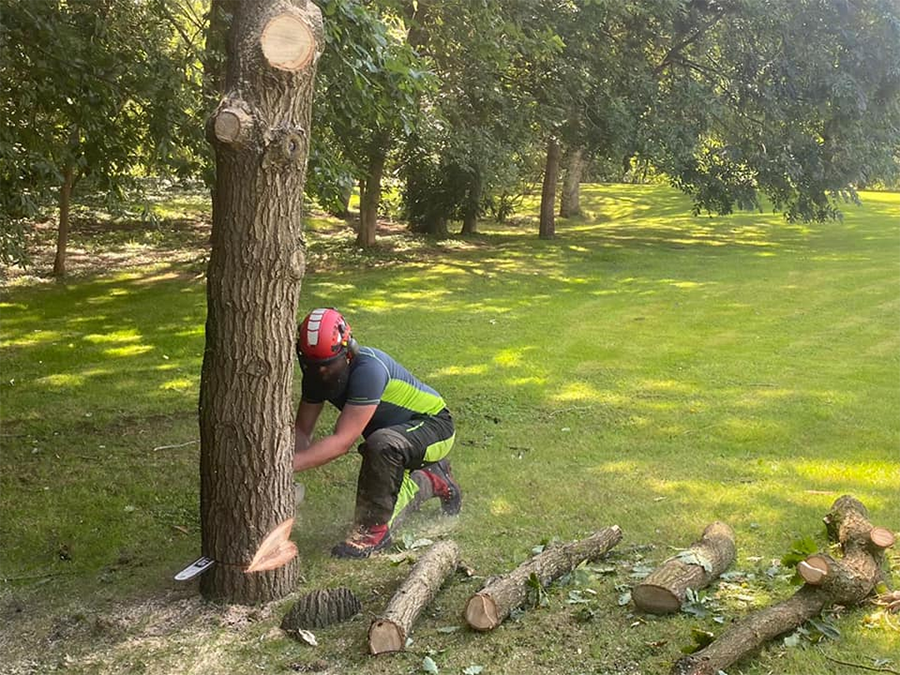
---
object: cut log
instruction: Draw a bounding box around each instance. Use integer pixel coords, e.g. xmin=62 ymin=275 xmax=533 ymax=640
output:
xmin=368 ymin=540 xmax=461 ymax=654
xmin=260 ymin=13 xmax=316 ymax=72
xmin=464 ymin=525 xmax=622 ymax=631
xmin=671 ymin=495 xmax=893 ymax=675
xmin=281 ymin=587 xmax=362 ymax=632
xmin=633 ymin=522 xmax=736 ymax=614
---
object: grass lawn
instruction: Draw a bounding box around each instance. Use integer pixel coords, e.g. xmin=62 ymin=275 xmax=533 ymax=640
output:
xmin=1 ymin=183 xmax=898 ymax=675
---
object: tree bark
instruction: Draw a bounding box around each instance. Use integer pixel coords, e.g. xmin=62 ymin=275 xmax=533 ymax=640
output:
xmin=671 ymin=496 xmax=893 ymax=675
xmin=460 ymin=170 xmax=482 ymax=235
xmin=539 ymin=137 xmax=560 ymax=239
xmin=357 ymin=142 xmax=386 ymax=248
xmin=559 ymin=147 xmax=583 ymax=218
xmin=198 ymin=0 xmax=323 ymax=605
xmin=281 ymin=588 xmax=362 ymax=632
xmin=633 ymin=522 xmax=736 ymax=614
xmin=465 ymin=526 xmax=622 ymax=631
xmin=52 ymin=160 xmax=76 ymax=278
xmin=368 ymin=540 xmax=461 ymax=654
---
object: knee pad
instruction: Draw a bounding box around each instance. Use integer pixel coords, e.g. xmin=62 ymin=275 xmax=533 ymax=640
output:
xmin=360 ymin=428 xmax=408 ymax=457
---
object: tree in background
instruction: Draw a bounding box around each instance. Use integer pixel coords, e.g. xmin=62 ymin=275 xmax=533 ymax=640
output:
xmin=0 ymin=0 xmax=205 ymax=275
xmin=309 ymin=0 xmax=430 ymax=247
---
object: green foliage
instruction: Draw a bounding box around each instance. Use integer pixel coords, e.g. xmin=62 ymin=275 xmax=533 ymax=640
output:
xmin=0 ymin=0 xmax=206 ymax=266
xmin=307 ymin=0 xmax=433 ymax=208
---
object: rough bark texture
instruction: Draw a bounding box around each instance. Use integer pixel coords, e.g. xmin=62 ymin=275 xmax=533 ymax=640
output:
xmin=559 ymin=147 xmax=583 ymax=218
xmin=671 ymin=496 xmax=892 ymax=675
xmin=465 ymin=526 xmax=622 ymax=631
xmin=368 ymin=540 xmax=461 ymax=654
xmin=198 ymin=0 xmax=323 ymax=604
xmin=633 ymin=521 xmax=736 ymax=614
xmin=52 ymin=161 xmax=75 ymax=278
xmin=539 ymin=138 xmax=561 ymax=239
xmin=357 ymin=143 xmax=386 ymax=247
xmin=460 ymin=171 xmax=482 ymax=235
xmin=281 ymin=588 xmax=362 ymax=631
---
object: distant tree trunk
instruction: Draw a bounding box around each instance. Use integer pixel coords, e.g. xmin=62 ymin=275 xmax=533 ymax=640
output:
xmin=52 ymin=160 xmax=76 ymax=279
xmin=199 ymin=0 xmax=322 ymax=605
xmin=357 ymin=143 xmax=386 ymax=248
xmin=621 ymin=152 xmax=633 ymax=182
xmin=559 ymin=147 xmax=583 ymax=218
xmin=460 ymin=170 xmax=482 ymax=235
xmin=539 ymin=138 xmax=560 ymax=239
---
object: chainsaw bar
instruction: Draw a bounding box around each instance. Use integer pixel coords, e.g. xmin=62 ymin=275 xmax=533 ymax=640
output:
xmin=174 ymin=556 xmax=215 ymax=581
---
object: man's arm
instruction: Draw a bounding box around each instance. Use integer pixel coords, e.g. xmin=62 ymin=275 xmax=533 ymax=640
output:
xmin=292 ymin=403 xmax=377 ymax=472
xmin=294 ymin=400 xmax=323 ymax=454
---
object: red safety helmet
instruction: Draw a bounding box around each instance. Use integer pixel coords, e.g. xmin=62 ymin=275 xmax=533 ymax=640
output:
xmin=296 ymin=308 xmax=357 ymax=363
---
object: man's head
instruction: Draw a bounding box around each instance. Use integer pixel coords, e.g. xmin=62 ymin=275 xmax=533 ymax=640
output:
xmin=296 ymin=308 xmax=357 ymax=399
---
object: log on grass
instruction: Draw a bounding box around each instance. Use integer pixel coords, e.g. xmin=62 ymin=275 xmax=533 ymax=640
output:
xmin=672 ymin=495 xmax=893 ymax=675
xmin=281 ymin=587 xmax=361 ymax=632
xmin=465 ymin=525 xmax=622 ymax=631
xmin=368 ymin=540 xmax=461 ymax=654
xmin=633 ymin=521 xmax=736 ymax=614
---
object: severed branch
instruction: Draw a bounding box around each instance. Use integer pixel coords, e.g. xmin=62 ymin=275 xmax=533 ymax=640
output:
xmin=465 ymin=526 xmax=622 ymax=631
xmin=671 ymin=495 xmax=894 ymax=675
xmin=633 ymin=521 xmax=736 ymax=614
xmin=368 ymin=540 xmax=461 ymax=654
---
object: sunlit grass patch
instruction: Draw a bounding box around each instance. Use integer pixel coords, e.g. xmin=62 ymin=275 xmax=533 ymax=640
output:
xmin=1 ymin=184 xmax=898 ymax=675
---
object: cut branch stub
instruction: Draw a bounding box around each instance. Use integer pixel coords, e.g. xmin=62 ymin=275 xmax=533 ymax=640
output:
xmin=261 ymin=13 xmax=316 ymax=71
xmin=633 ymin=521 xmax=736 ymax=615
xmin=214 ymin=107 xmax=253 ymax=146
xmin=797 ymin=554 xmax=832 ymax=586
xmin=869 ymin=526 xmax=895 ymax=550
xmin=464 ymin=525 xmax=622 ymax=631
xmin=368 ymin=540 xmax=461 ymax=655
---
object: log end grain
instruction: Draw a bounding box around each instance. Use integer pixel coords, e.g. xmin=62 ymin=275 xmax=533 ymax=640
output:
xmin=464 ymin=593 xmax=500 ymax=632
xmin=798 ymin=555 xmax=830 ymax=585
xmin=368 ymin=619 xmax=405 ymax=655
xmin=870 ymin=527 xmax=896 ymax=549
xmin=632 ymin=583 xmax=682 ymax=614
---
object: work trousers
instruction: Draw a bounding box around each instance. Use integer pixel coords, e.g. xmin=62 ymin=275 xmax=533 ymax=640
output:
xmin=355 ymin=408 xmax=455 ymax=527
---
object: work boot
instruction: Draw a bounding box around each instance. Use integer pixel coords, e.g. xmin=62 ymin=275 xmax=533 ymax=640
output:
xmin=331 ymin=523 xmax=392 ymax=559
xmin=423 ymin=459 xmax=462 ymax=516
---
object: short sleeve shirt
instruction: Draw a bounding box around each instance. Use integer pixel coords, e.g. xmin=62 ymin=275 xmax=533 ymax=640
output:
xmin=302 ymin=347 xmax=446 ymax=438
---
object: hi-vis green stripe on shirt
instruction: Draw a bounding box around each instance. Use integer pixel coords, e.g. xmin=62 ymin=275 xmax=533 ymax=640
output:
xmin=301 ymin=347 xmax=446 ymax=438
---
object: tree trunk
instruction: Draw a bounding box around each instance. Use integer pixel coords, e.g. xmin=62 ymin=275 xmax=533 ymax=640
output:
xmin=52 ymin=160 xmax=76 ymax=278
xmin=633 ymin=522 xmax=736 ymax=614
xmin=465 ymin=526 xmax=622 ymax=631
xmin=460 ymin=170 xmax=482 ymax=235
xmin=559 ymin=147 xmax=583 ymax=218
xmin=357 ymin=144 xmax=386 ymax=248
xmin=671 ymin=496 xmax=893 ymax=675
xmin=198 ymin=0 xmax=323 ymax=605
xmin=368 ymin=540 xmax=461 ymax=654
xmin=539 ymin=138 xmax=560 ymax=239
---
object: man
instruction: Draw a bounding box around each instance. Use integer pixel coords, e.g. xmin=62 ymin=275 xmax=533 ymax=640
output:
xmin=292 ymin=307 xmax=461 ymax=558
